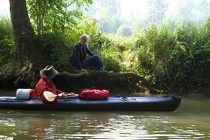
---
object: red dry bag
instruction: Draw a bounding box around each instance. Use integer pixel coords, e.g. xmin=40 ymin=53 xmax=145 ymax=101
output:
xmin=79 ymin=89 xmax=109 ymax=100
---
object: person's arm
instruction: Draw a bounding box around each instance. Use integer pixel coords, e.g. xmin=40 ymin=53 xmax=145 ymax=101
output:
xmin=56 ymin=88 xmax=77 ymax=97
xmin=36 ymin=83 xmax=57 ymax=102
xmin=85 ymin=45 xmax=94 ymax=56
xmin=55 ymin=89 xmax=67 ymax=94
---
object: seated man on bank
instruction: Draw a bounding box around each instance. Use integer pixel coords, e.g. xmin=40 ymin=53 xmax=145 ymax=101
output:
xmin=70 ymin=34 xmax=104 ymax=71
xmin=35 ymin=65 xmax=77 ymax=103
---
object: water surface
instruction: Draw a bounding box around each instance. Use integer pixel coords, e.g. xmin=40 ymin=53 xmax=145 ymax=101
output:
xmin=0 ymin=90 xmax=210 ymax=139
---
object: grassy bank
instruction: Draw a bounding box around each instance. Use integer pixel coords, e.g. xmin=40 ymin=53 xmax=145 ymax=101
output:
xmin=0 ymin=16 xmax=209 ymax=95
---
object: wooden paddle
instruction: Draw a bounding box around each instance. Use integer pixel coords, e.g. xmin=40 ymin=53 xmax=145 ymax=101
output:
xmin=43 ymin=91 xmax=78 ymax=102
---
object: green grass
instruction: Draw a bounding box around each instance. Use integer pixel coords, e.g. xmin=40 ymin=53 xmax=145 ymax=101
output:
xmin=0 ymin=15 xmax=209 ymax=93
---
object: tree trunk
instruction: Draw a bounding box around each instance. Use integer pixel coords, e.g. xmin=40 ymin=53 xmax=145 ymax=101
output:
xmin=9 ymin=0 xmax=36 ymax=67
xmin=0 ymin=0 xmax=47 ymax=88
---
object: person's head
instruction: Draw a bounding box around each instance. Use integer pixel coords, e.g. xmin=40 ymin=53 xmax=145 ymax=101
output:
xmin=40 ymin=65 xmax=58 ymax=80
xmin=79 ymin=34 xmax=89 ymax=45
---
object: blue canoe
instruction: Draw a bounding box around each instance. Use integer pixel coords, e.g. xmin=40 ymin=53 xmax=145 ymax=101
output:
xmin=0 ymin=96 xmax=181 ymax=111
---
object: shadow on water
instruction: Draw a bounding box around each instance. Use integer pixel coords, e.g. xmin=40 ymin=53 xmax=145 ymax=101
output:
xmin=0 ymin=90 xmax=210 ymax=139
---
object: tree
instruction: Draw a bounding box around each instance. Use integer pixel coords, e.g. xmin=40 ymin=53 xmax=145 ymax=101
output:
xmin=117 ymin=25 xmax=132 ymax=37
xmin=10 ymin=0 xmax=38 ymax=67
xmin=175 ymin=0 xmax=210 ymax=22
xmin=146 ymin=0 xmax=169 ymax=26
xmin=27 ymin=0 xmax=92 ymax=35
xmin=87 ymin=0 xmax=122 ymax=34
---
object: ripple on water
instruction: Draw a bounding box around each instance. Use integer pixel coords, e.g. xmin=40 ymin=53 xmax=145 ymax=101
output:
xmin=0 ymin=98 xmax=210 ymax=139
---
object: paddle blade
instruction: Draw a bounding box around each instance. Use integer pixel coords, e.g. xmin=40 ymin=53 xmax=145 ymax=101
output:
xmin=43 ymin=91 xmax=57 ymax=102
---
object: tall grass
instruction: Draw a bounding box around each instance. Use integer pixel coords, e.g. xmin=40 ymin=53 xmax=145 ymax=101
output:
xmin=130 ymin=19 xmax=210 ymax=93
xmin=0 ymin=15 xmax=209 ymax=93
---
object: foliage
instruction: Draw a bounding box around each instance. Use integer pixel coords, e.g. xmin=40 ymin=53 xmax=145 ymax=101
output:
xmin=0 ymin=17 xmax=15 ymax=66
xmin=97 ymin=37 xmax=122 ymax=72
xmin=99 ymin=45 xmax=121 ymax=72
xmin=1 ymin=0 xmax=210 ymax=93
xmin=133 ymin=20 xmax=210 ymax=92
xmin=86 ymin=0 xmax=122 ymax=34
xmin=27 ymin=0 xmax=93 ymax=35
xmin=94 ymin=7 xmax=122 ymax=34
xmin=26 ymin=0 xmax=93 ymax=65
xmin=146 ymin=0 xmax=169 ymax=26
xmin=37 ymin=32 xmax=70 ymax=64
xmin=117 ymin=25 xmax=133 ymax=37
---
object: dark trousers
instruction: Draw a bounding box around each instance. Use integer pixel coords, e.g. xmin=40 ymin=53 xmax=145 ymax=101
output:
xmin=82 ymin=55 xmax=103 ymax=70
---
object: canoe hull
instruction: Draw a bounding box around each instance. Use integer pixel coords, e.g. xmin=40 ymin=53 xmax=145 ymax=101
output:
xmin=0 ymin=96 xmax=181 ymax=111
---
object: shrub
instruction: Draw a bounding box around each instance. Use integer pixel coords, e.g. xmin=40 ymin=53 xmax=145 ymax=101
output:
xmin=0 ymin=17 xmax=15 ymax=66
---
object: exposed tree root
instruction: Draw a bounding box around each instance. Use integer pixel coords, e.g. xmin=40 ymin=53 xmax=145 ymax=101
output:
xmin=0 ymin=63 xmax=157 ymax=96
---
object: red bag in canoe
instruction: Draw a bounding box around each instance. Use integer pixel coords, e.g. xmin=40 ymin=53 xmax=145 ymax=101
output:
xmin=79 ymin=89 xmax=109 ymax=100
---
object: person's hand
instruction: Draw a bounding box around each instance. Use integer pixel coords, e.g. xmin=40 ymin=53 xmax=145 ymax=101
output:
xmin=58 ymin=93 xmax=66 ymax=97
xmin=81 ymin=69 xmax=87 ymax=72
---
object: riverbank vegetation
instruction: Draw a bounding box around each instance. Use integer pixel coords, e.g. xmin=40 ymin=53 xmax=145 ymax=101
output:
xmin=0 ymin=0 xmax=209 ymax=95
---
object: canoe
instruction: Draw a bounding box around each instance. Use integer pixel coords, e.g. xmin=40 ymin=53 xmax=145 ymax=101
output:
xmin=0 ymin=96 xmax=181 ymax=111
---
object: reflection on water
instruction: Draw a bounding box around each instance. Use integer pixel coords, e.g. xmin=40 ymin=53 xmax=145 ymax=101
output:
xmin=0 ymin=111 xmax=210 ymax=140
xmin=0 ymin=94 xmax=210 ymax=139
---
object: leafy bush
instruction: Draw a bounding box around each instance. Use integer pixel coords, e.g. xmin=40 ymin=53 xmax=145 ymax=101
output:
xmin=37 ymin=33 xmax=70 ymax=64
xmin=133 ymin=20 xmax=210 ymax=92
xmin=98 ymin=41 xmax=121 ymax=72
xmin=0 ymin=17 xmax=15 ymax=66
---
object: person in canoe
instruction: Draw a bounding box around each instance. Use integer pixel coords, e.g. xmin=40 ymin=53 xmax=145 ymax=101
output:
xmin=70 ymin=34 xmax=104 ymax=71
xmin=35 ymin=65 xmax=78 ymax=103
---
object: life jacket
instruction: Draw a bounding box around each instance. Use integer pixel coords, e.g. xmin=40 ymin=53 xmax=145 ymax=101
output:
xmin=29 ymin=89 xmax=39 ymax=99
xmin=79 ymin=89 xmax=109 ymax=100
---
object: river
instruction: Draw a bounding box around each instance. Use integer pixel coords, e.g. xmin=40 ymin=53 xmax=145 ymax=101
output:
xmin=0 ymin=90 xmax=210 ymax=139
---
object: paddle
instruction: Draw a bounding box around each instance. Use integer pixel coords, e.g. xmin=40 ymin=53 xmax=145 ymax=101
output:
xmin=43 ymin=91 xmax=78 ymax=102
